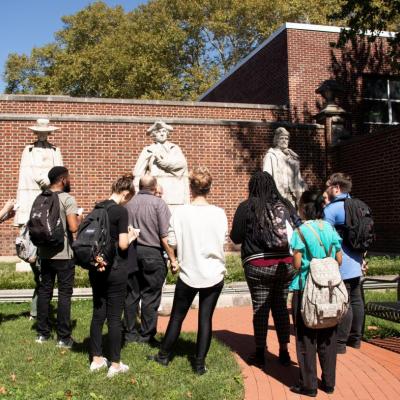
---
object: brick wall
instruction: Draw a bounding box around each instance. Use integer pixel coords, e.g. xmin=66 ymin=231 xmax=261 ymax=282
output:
xmin=200 ymin=30 xmax=289 ymax=105
xmin=201 ymin=25 xmax=395 ymax=134
xmin=0 ymin=95 xmax=324 ymax=256
xmin=331 ymin=125 xmax=400 ymax=252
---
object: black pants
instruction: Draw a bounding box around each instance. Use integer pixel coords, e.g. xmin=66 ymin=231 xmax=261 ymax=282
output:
xmin=244 ymin=263 xmax=295 ymax=348
xmin=337 ymin=277 xmax=364 ymax=350
xmin=160 ymin=278 xmax=223 ymax=361
xmin=37 ymin=259 xmax=75 ymax=339
xmin=292 ymin=291 xmax=337 ymax=391
xmin=124 ymin=245 xmax=167 ymax=341
xmin=89 ymin=264 xmax=128 ymax=363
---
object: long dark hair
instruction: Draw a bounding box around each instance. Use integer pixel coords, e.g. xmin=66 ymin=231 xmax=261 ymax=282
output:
xmin=298 ymin=191 xmax=324 ymax=221
xmin=248 ymin=171 xmax=296 ymax=244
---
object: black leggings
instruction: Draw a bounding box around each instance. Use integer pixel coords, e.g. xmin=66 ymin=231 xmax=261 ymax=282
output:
xmin=161 ymin=278 xmax=223 ymax=360
xmin=89 ymin=265 xmax=128 ymax=363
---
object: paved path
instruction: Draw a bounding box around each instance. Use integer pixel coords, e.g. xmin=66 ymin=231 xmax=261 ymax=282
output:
xmin=157 ymin=306 xmax=400 ymax=400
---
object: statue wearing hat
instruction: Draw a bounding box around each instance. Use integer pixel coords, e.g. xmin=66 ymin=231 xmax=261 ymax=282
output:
xmin=263 ymin=127 xmax=307 ymax=207
xmin=133 ymin=121 xmax=189 ymax=207
xmin=14 ymin=119 xmax=64 ymax=226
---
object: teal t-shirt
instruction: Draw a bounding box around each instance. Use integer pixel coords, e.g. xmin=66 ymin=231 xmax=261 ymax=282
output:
xmin=289 ymin=220 xmax=342 ymax=290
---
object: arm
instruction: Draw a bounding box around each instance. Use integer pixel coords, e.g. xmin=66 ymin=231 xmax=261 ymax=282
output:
xmin=0 ymin=199 xmax=16 ymax=222
xmin=154 ymin=145 xmax=187 ymax=173
xmin=66 ymin=213 xmax=81 ymax=234
xmin=161 ymin=236 xmax=179 ymax=273
xmin=230 ymin=202 xmax=247 ymax=244
xmin=336 ymin=250 xmax=343 ymax=266
xmin=293 ymin=250 xmax=302 ymax=270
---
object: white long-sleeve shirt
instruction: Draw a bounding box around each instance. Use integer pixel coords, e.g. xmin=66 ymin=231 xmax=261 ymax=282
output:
xmin=168 ymin=204 xmax=228 ymax=288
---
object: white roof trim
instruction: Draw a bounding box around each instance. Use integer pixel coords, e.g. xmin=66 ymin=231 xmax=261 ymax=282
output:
xmin=199 ymin=22 xmax=396 ymax=101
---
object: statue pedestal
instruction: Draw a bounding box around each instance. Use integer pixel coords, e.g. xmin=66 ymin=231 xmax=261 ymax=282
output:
xmin=16 ymin=260 xmax=31 ymax=272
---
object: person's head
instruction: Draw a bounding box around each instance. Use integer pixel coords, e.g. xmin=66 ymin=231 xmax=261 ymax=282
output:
xmin=48 ymin=166 xmax=70 ymax=192
xmin=322 ymin=190 xmax=330 ymax=207
xmin=139 ymin=174 xmax=157 ymax=193
xmin=155 ymin=184 xmax=163 ymax=198
xmin=298 ymin=190 xmax=324 ymax=221
xmin=111 ymin=174 xmax=135 ymax=205
xmin=189 ymin=167 xmax=212 ymax=197
xmin=147 ymin=121 xmax=173 ymax=144
xmin=325 ymin=172 xmax=352 ymax=200
xmin=273 ymin=127 xmax=290 ymax=150
xmin=248 ymin=170 xmax=284 ymax=203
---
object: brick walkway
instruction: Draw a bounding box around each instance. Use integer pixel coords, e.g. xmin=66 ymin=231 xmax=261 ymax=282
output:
xmin=157 ymin=306 xmax=400 ymax=400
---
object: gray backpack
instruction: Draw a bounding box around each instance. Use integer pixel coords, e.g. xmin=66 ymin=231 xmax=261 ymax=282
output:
xmin=16 ymin=225 xmax=37 ymax=263
xmin=297 ymin=224 xmax=348 ymax=329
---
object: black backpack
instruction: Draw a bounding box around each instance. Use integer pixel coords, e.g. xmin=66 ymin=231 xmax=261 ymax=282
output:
xmin=72 ymin=201 xmax=116 ymax=270
xmin=337 ymin=198 xmax=375 ymax=252
xmin=28 ymin=190 xmax=65 ymax=247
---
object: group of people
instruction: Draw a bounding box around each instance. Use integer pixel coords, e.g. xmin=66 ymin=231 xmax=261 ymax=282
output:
xmin=1 ymin=166 xmax=366 ymax=396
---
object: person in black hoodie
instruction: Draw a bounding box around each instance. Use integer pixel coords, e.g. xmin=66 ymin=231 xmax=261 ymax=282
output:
xmin=230 ymin=171 xmax=299 ymax=367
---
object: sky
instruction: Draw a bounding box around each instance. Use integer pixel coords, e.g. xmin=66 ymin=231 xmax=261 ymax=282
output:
xmin=0 ymin=0 xmax=147 ymax=93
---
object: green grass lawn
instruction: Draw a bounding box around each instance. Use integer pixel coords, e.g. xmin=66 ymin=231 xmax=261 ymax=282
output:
xmin=0 ymin=254 xmax=398 ymax=290
xmin=363 ymin=289 xmax=400 ymax=340
xmin=0 ymin=301 xmax=243 ymax=400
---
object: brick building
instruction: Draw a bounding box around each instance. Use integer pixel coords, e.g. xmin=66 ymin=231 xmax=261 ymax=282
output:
xmin=0 ymin=24 xmax=398 ymax=255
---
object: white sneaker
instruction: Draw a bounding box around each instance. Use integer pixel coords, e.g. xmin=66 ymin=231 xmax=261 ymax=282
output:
xmin=107 ymin=362 xmax=129 ymax=378
xmin=90 ymin=357 xmax=109 ymax=372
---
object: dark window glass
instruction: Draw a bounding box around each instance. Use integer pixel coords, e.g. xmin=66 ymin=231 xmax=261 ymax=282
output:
xmin=365 ymin=77 xmax=388 ymax=99
xmin=389 ymin=80 xmax=400 ymax=100
xmin=364 ymin=100 xmax=389 ymax=123
xmin=391 ymin=102 xmax=400 ymax=123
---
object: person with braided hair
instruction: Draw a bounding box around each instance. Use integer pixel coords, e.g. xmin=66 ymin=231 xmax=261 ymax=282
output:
xmin=230 ymin=171 xmax=300 ymax=368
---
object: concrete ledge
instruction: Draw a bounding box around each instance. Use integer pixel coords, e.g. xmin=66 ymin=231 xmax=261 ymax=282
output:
xmin=0 ymin=94 xmax=287 ymax=110
xmin=0 ymin=113 xmax=322 ymax=129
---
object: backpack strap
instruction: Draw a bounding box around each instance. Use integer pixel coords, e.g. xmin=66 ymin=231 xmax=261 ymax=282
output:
xmin=296 ymin=227 xmax=315 ymax=258
xmin=305 ymin=223 xmax=333 ymax=257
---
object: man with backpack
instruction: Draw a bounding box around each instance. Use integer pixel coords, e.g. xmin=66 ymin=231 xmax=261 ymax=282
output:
xmin=32 ymin=166 xmax=81 ymax=348
xmin=324 ymin=172 xmax=373 ymax=353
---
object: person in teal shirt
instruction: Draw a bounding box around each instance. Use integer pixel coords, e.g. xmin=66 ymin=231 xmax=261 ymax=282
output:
xmin=289 ymin=191 xmax=343 ymax=398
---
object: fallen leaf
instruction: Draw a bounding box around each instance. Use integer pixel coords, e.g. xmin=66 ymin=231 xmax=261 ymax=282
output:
xmin=186 ymin=392 xmax=192 ymax=398
xmin=60 ymin=350 xmax=67 ymax=355
xmin=130 ymin=378 xmax=137 ymax=385
xmin=27 ymin=356 xmax=33 ymax=362
xmin=0 ymin=386 xmax=7 ymax=395
xmin=367 ymin=326 xmax=379 ymax=331
xmin=10 ymin=373 xmax=16 ymax=382
xmin=65 ymin=390 xmax=73 ymax=399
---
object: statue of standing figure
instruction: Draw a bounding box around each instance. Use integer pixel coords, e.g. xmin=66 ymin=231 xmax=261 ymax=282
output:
xmin=14 ymin=119 xmax=64 ymax=226
xmin=263 ymin=127 xmax=307 ymax=207
xmin=133 ymin=121 xmax=189 ymax=208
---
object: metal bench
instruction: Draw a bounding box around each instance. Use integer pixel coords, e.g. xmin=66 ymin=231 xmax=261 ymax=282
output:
xmin=361 ymin=275 xmax=400 ymax=332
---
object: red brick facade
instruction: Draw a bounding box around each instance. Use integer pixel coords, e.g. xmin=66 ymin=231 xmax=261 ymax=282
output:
xmin=332 ymin=125 xmax=400 ymax=253
xmin=0 ymin=95 xmax=326 ymax=256
xmin=201 ymin=24 xmax=395 ymax=133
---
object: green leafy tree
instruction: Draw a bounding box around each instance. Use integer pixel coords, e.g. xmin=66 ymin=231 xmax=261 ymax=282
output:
xmin=331 ymin=0 xmax=400 ymax=68
xmin=4 ymin=0 xmax=342 ymax=99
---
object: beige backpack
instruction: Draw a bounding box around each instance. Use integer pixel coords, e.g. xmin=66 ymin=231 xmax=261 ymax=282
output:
xmin=297 ymin=224 xmax=349 ymax=329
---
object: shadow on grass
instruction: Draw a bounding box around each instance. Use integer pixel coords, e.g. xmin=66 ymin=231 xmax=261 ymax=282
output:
xmin=0 ymin=310 xmax=30 ymax=324
xmin=214 ymin=329 xmax=300 ymax=388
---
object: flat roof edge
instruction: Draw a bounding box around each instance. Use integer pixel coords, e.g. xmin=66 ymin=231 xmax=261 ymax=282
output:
xmin=0 ymin=94 xmax=286 ymax=110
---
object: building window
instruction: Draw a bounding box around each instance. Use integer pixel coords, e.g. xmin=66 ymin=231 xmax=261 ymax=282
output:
xmin=364 ymin=76 xmax=400 ymax=124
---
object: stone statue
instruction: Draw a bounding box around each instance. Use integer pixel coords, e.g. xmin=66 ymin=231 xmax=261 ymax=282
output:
xmin=263 ymin=127 xmax=307 ymax=207
xmin=14 ymin=119 xmax=63 ymax=226
xmin=133 ymin=121 xmax=189 ymax=208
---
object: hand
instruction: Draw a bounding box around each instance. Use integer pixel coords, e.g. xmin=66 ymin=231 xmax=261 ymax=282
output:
xmin=361 ymin=259 xmax=369 ymax=275
xmin=170 ymin=260 xmax=179 ymax=274
xmin=4 ymin=199 xmax=15 ymax=213
xmin=128 ymin=226 xmax=139 ymax=244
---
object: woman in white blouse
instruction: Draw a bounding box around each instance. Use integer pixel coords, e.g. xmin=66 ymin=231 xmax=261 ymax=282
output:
xmin=148 ymin=167 xmax=227 ymax=375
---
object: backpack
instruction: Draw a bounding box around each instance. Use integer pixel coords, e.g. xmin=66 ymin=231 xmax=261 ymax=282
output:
xmin=297 ymin=224 xmax=349 ymax=329
xmin=256 ymin=201 xmax=294 ymax=250
xmin=342 ymin=198 xmax=375 ymax=252
xmin=72 ymin=201 xmax=116 ymax=270
xmin=15 ymin=225 xmax=37 ymax=263
xmin=28 ymin=190 xmax=65 ymax=247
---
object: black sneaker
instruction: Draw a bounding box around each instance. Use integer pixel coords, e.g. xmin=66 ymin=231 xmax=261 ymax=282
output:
xmin=247 ymin=348 xmax=265 ymax=368
xmin=56 ymin=337 xmax=74 ymax=349
xmin=147 ymin=353 xmax=170 ymax=366
xmin=278 ymin=349 xmax=291 ymax=366
xmin=321 ymin=383 xmax=335 ymax=394
xmin=35 ymin=335 xmax=50 ymax=344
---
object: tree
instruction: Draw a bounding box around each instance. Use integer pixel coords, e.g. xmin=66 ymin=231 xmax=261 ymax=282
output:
xmin=4 ymin=0 xmax=342 ymax=99
xmin=331 ymin=0 xmax=400 ymax=69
